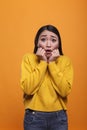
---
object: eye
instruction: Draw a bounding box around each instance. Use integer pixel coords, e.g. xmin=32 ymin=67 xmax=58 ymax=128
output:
xmin=40 ymin=38 xmax=46 ymax=42
xmin=52 ymin=39 xmax=56 ymax=42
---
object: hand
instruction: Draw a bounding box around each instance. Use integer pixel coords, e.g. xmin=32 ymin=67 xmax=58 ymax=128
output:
xmin=48 ymin=49 xmax=60 ymax=63
xmin=36 ymin=47 xmax=47 ymax=61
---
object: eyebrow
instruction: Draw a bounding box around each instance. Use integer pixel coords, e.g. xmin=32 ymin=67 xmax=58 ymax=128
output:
xmin=40 ymin=35 xmax=57 ymax=39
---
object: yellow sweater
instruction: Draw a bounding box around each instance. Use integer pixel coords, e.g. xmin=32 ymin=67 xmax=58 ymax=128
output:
xmin=20 ymin=53 xmax=73 ymax=111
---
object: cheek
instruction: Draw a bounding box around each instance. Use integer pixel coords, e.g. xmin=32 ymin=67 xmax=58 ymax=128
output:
xmin=52 ymin=43 xmax=59 ymax=49
xmin=38 ymin=42 xmax=46 ymax=49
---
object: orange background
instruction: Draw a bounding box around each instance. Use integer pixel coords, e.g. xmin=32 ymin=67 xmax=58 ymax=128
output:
xmin=0 ymin=0 xmax=87 ymax=130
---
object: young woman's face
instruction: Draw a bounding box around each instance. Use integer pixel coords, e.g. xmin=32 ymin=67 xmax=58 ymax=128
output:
xmin=37 ymin=30 xmax=59 ymax=58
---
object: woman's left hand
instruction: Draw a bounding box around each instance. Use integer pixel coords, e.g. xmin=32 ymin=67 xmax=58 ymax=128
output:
xmin=48 ymin=49 xmax=60 ymax=63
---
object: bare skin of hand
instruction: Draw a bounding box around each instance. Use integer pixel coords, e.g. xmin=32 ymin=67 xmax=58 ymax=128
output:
xmin=36 ymin=47 xmax=47 ymax=62
xmin=36 ymin=48 xmax=60 ymax=63
xmin=48 ymin=49 xmax=60 ymax=63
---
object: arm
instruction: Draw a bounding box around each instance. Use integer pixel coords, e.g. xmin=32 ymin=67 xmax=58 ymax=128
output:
xmin=20 ymin=54 xmax=47 ymax=95
xmin=48 ymin=56 xmax=73 ymax=97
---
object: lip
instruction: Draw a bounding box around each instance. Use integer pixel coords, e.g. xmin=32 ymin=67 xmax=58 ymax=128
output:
xmin=46 ymin=49 xmax=52 ymax=52
xmin=46 ymin=50 xmax=52 ymax=54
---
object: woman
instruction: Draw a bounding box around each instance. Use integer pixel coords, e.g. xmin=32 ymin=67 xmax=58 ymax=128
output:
xmin=20 ymin=24 xmax=73 ymax=130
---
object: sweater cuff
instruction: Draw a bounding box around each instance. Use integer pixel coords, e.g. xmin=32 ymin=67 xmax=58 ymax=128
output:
xmin=48 ymin=61 xmax=58 ymax=72
xmin=48 ymin=61 xmax=63 ymax=76
xmin=38 ymin=60 xmax=47 ymax=68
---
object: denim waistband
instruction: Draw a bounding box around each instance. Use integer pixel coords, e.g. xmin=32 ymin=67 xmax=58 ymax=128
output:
xmin=25 ymin=109 xmax=66 ymax=117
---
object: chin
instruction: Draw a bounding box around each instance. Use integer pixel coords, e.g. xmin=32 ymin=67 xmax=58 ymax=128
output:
xmin=46 ymin=54 xmax=51 ymax=58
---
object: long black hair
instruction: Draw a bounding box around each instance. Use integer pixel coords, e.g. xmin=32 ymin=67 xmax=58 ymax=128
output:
xmin=33 ymin=25 xmax=63 ymax=55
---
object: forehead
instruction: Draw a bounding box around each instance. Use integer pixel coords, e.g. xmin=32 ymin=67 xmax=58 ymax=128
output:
xmin=39 ymin=30 xmax=58 ymax=38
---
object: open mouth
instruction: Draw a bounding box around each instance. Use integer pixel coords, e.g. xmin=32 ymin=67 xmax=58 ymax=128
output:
xmin=45 ymin=50 xmax=52 ymax=57
xmin=46 ymin=49 xmax=52 ymax=53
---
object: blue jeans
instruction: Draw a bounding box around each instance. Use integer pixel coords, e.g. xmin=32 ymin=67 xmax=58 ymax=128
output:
xmin=24 ymin=109 xmax=68 ymax=130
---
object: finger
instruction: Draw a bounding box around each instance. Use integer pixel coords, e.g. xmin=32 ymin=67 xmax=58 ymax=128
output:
xmin=39 ymin=48 xmax=46 ymax=56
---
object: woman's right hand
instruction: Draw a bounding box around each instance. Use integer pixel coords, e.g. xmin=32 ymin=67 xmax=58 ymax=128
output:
xmin=36 ymin=47 xmax=47 ymax=62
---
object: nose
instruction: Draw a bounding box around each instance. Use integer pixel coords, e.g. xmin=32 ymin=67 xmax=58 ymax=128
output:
xmin=46 ymin=40 xmax=51 ymax=47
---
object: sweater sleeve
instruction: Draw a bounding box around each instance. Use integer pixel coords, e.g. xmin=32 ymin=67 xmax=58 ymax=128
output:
xmin=48 ymin=56 xmax=73 ymax=97
xmin=20 ymin=54 xmax=47 ymax=95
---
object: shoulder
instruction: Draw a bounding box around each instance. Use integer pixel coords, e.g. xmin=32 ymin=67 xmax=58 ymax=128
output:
xmin=22 ymin=53 xmax=39 ymax=66
xmin=60 ymin=55 xmax=71 ymax=61
xmin=57 ymin=55 xmax=72 ymax=65
xmin=22 ymin=53 xmax=37 ymax=61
